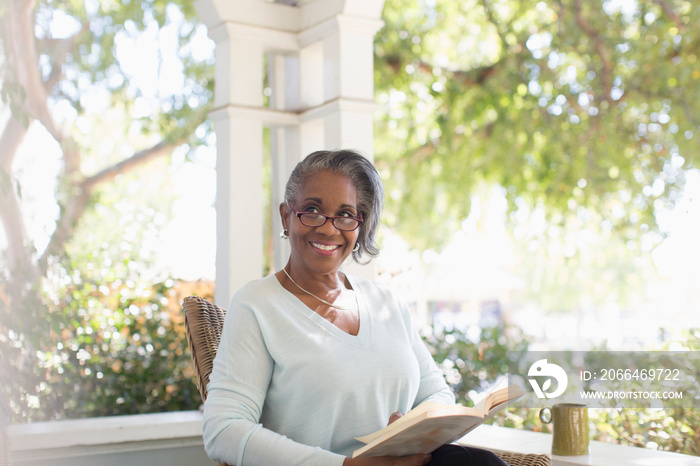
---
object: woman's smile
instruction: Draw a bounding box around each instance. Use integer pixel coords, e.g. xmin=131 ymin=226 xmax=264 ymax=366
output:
xmin=310 ymin=241 xmax=342 ymax=254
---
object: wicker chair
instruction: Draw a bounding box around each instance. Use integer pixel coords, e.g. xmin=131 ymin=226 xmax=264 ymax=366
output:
xmin=183 ymin=296 xmax=228 ymax=466
xmin=182 ymin=296 xmax=550 ymax=466
xmin=184 ymin=296 xmax=226 ymax=404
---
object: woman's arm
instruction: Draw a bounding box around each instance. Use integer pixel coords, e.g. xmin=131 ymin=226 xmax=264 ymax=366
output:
xmin=404 ymin=307 xmax=455 ymax=407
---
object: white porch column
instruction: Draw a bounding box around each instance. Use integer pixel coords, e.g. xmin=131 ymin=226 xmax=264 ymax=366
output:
xmin=298 ymin=14 xmax=382 ymax=155
xmin=200 ymin=20 xmax=266 ymax=306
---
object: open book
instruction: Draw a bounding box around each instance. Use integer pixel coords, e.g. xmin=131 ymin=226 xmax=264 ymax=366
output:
xmin=352 ymin=383 xmax=525 ymax=458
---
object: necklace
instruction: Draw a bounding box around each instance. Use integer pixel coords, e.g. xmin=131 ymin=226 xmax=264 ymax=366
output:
xmin=283 ymin=268 xmax=354 ymax=311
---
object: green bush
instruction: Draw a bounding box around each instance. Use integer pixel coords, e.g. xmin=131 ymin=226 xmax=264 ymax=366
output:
xmin=1 ymin=268 xmax=201 ymax=422
xmin=422 ymin=323 xmax=531 ymax=406
xmin=423 ymin=325 xmax=700 ymax=456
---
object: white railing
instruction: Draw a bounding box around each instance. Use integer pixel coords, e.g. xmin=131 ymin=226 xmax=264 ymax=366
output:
xmin=5 ymin=411 xmax=700 ymax=466
xmin=460 ymin=423 xmax=700 ymax=466
xmin=4 ymin=411 xmax=212 ymax=466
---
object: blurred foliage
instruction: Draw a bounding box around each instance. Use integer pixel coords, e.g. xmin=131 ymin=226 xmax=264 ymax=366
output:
xmin=510 ymin=201 xmax=659 ymax=314
xmin=375 ymin=0 xmax=700 ymax=250
xmin=1 ymin=272 xmax=205 ymax=422
xmin=27 ymin=278 xmax=199 ymax=420
xmin=0 ymin=158 xmax=213 ymax=421
xmin=7 ymin=0 xmax=214 ymax=145
xmin=424 ymin=324 xmax=700 ymax=456
xmin=423 ymin=323 xmax=532 ymax=406
xmin=0 ymin=0 xmax=214 ymax=332
xmin=594 ymin=327 xmax=700 ymax=456
xmin=0 ymin=0 xmax=214 ymax=422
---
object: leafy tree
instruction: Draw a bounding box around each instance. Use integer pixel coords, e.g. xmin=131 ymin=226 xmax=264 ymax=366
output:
xmin=375 ymin=0 xmax=700 ymax=249
xmin=0 ymin=154 xmax=210 ymax=421
xmin=0 ymin=0 xmax=212 ymax=316
xmin=0 ymin=0 xmax=213 ymax=420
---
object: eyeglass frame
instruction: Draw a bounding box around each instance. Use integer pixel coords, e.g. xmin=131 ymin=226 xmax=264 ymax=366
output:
xmin=285 ymin=200 xmax=364 ymax=231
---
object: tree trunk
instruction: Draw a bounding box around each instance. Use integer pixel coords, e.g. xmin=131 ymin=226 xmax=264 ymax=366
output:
xmin=0 ymin=0 xmax=183 ymax=323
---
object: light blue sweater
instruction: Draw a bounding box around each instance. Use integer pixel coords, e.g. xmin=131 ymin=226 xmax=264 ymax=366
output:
xmin=202 ymin=274 xmax=455 ymax=465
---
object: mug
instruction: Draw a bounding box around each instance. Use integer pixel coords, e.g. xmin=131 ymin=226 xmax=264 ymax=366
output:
xmin=539 ymin=403 xmax=589 ymax=456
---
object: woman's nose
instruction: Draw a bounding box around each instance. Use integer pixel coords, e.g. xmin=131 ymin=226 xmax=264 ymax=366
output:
xmin=316 ymin=217 xmax=340 ymax=235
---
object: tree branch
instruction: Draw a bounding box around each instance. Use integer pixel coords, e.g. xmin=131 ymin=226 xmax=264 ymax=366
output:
xmin=81 ymin=140 xmax=176 ymax=191
xmin=652 ymin=0 xmax=685 ymax=31
xmin=0 ymin=168 xmax=38 ymax=281
xmin=37 ymin=140 xmax=178 ymax=272
xmin=42 ymin=21 xmax=91 ymax=91
xmin=452 ymin=64 xmax=498 ymax=87
xmin=573 ymin=0 xmax=613 ymax=103
xmin=36 ymin=188 xmax=89 ymax=276
xmin=0 ymin=116 xmax=28 ymax=173
xmin=382 ymin=52 xmax=501 ymax=89
xmin=479 ymin=0 xmax=509 ymax=52
xmin=5 ymin=0 xmax=63 ymax=142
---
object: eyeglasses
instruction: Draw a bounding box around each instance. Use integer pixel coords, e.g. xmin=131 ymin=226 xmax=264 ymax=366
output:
xmin=286 ymin=200 xmax=363 ymax=231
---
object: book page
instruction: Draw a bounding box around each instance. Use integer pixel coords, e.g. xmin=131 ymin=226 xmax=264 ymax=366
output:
xmin=353 ymin=410 xmax=485 ymax=458
xmin=472 ymin=376 xmax=509 ymax=412
xmin=474 ymin=381 xmax=525 ymax=413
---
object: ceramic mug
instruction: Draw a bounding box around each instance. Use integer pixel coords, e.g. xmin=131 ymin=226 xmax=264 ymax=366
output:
xmin=539 ymin=403 xmax=589 ymax=456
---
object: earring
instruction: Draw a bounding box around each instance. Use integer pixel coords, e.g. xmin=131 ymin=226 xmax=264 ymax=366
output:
xmin=280 ymin=228 xmax=289 ymax=239
xmin=353 ymin=242 xmax=360 ymax=252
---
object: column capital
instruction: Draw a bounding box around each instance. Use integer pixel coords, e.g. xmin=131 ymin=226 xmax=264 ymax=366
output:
xmin=299 ymin=97 xmax=378 ymax=123
xmin=299 ymin=0 xmax=386 ymax=29
xmin=207 ymin=22 xmax=299 ymax=52
xmin=195 ymin=0 xmax=300 ymax=31
xmin=196 ymin=0 xmax=386 ymax=33
xmin=298 ymin=14 xmax=384 ymax=48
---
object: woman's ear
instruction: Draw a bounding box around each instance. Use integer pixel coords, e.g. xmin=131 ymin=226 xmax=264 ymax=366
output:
xmin=279 ymin=202 xmax=289 ymax=229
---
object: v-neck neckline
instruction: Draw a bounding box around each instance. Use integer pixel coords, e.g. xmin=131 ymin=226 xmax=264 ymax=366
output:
xmin=272 ymin=273 xmax=370 ymax=345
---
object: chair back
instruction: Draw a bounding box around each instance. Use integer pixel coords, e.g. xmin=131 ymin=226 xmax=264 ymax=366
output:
xmin=495 ymin=451 xmax=551 ymax=466
xmin=183 ymin=296 xmax=226 ymax=403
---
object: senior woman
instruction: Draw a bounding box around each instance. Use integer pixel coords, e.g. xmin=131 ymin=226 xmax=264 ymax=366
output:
xmin=202 ymin=150 xmax=507 ymax=466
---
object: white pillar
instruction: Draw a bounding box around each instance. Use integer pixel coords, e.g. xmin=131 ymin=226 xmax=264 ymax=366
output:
xmin=206 ymin=22 xmax=265 ymax=306
xmin=269 ymin=54 xmax=298 ymax=270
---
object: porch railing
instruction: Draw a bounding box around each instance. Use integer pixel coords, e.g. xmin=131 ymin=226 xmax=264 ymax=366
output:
xmin=4 ymin=411 xmax=700 ymax=466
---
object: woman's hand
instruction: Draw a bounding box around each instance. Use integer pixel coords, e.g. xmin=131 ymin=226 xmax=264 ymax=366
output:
xmin=387 ymin=411 xmax=404 ymax=425
xmin=343 ymin=412 xmax=428 ymax=465
xmin=342 ymin=453 xmax=431 ymax=466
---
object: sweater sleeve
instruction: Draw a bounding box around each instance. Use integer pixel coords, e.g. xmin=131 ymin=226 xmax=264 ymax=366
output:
xmin=201 ymin=296 xmax=345 ymax=466
xmin=402 ymin=301 xmax=455 ymax=408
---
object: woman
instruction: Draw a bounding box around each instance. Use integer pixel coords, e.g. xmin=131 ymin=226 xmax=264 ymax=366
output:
xmin=202 ymin=150 xmax=507 ymax=466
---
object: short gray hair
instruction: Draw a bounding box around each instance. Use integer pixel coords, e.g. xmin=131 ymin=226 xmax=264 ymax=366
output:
xmin=284 ymin=149 xmax=384 ymax=263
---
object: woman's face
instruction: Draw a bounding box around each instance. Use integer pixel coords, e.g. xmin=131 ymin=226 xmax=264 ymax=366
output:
xmin=282 ymin=170 xmax=360 ymax=276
